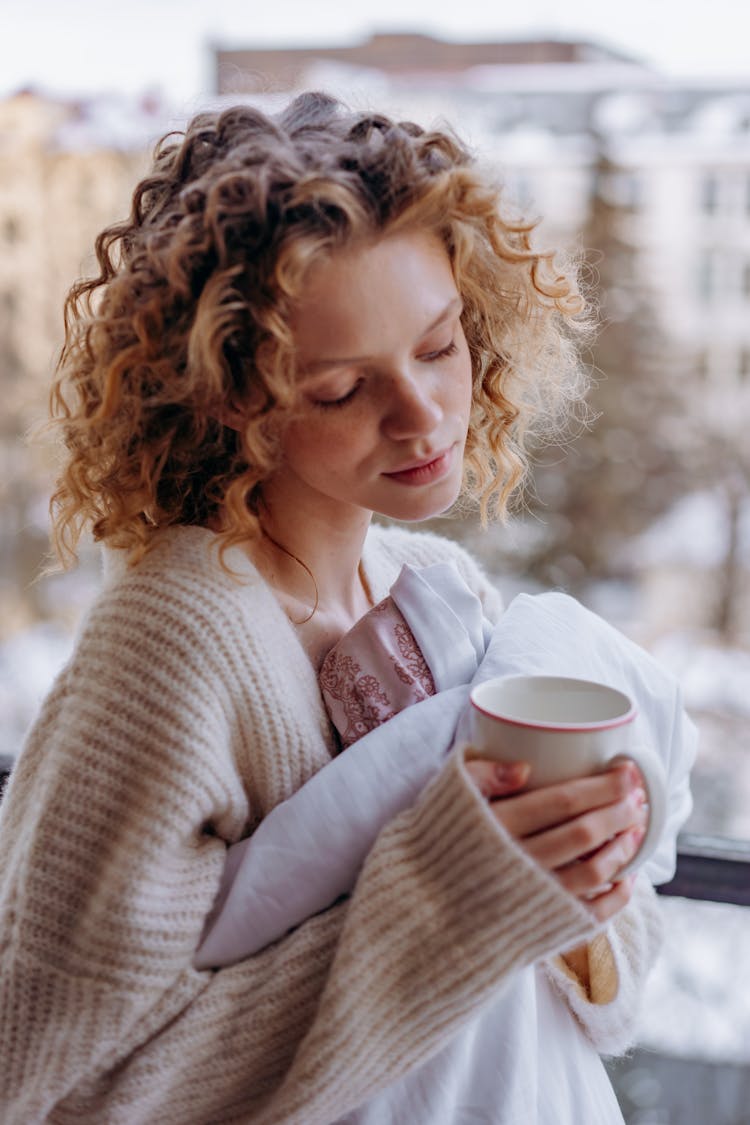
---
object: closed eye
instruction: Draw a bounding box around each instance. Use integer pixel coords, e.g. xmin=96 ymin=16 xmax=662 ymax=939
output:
xmin=419 ymin=340 xmax=458 ymax=362
xmin=309 ymin=337 xmax=458 ymax=407
xmin=311 ymin=378 xmax=364 ymax=409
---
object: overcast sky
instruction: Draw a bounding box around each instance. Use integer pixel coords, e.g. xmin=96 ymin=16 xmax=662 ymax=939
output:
xmin=2 ymin=0 xmax=749 ymax=108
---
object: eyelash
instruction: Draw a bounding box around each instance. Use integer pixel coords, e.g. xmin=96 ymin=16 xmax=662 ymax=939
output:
xmin=312 ymin=340 xmax=459 ymax=410
xmin=313 ymin=380 xmax=363 ymax=410
xmin=425 ymin=341 xmax=458 ymax=362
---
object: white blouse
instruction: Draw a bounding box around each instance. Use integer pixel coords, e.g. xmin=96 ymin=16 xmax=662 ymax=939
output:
xmin=339 ymin=965 xmax=624 ymax=1125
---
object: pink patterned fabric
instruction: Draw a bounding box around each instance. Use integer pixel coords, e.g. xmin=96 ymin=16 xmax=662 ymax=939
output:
xmin=319 ymin=597 xmax=436 ymax=748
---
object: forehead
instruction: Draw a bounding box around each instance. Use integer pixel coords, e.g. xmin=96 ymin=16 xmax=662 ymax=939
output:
xmin=290 ymin=229 xmax=458 ymax=359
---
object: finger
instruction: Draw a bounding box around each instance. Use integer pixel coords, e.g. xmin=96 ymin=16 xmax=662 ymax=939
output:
xmin=521 ymin=791 xmax=648 ymax=872
xmin=620 ymin=758 xmax=646 ymax=790
xmin=463 ymin=757 xmax=530 ymax=799
xmin=582 ymin=873 xmax=637 ymax=924
xmin=555 ymin=824 xmax=647 ymax=896
xmin=493 ymin=764 xmax=641 ymax=839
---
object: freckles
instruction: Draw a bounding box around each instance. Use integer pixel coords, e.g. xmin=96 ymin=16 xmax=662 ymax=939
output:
xmin=292 ymin=417 xmax=362 ymax=466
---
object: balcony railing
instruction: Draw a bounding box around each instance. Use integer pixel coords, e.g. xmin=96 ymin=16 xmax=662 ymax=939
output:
xmin=656 ymin=832 xmax=750 ymax=907
xmin=1 ymin=755 xmax=13 ymax=799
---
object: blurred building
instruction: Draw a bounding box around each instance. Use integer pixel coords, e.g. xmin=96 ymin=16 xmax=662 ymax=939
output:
xmin=0 ymin=90 xmax=159 ymax=636
xmin=212 ymin=33 xmax=750 ymax=639
xmin=214 ymin=32 xmax=635 ymax=94
xmin=214 ymin=33 xmax=750 ymax=374
xmin=0 ymin=90 xmax=159 ymax=410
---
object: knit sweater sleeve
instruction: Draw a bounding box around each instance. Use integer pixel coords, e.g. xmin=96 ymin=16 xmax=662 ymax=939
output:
xmin=0 ymin=569 xmax=598 ymax=1125
xmin=545 ymin=875 xmax=664 ymax=1057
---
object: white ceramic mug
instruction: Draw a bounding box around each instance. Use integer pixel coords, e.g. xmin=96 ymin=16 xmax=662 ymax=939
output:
xmin=467 ymin=674 xmax=667 ymax=877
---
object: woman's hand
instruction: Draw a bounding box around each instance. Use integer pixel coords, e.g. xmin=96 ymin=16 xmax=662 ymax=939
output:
xmin=464 ymin=757 xmax=647 ymax=924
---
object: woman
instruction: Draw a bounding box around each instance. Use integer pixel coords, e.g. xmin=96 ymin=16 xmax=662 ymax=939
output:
xmin=0 ymin=93 xmax=668 ymax=1123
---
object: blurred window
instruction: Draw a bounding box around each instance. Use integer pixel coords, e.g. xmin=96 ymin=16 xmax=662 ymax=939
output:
xmin=700 ymin=173 xmax=720 ymax=214
xmin=698 ymin=248 xmax=720 ymax=301
xmin=3 ymin=215 xmax=19 ymax=244
xmin=694 ymin=350 xmax=710 ymax=381
xmin=740 ymin=348 xmax=750 ymax=380
xmin=596 ymin=168 xmax=642 ymax=210
xmin=616 ymin=171 xmax=642 ymax=211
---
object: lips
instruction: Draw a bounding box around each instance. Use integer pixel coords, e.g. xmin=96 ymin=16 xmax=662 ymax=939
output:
xmin=383 ymin=445 xmax=455 ymax=485
xmin=389 ymin=449 xmax=449 ymax=473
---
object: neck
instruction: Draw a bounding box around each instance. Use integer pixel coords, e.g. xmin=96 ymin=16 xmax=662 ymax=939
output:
xmin=253 ymin=488 xmax=374 ymax=623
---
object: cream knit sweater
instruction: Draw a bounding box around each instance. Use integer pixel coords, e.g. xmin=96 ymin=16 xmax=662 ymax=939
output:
xmin=0 ymin=524 xmax=661 ymax=1124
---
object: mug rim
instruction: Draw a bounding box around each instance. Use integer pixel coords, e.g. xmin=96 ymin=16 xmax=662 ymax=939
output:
xmin=469 ymin=674 xmax=637 ymax=733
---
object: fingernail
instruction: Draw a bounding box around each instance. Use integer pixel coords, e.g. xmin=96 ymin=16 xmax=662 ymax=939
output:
xmin=631 ymin=824 xmax=646 ymax=845
xmin=628 ymin=763 xmax=646 ymax=790
xmin=494 ymin=762 xmax=526 ymax=785
xmin=623 ymin=759 xmax=639 ymax=783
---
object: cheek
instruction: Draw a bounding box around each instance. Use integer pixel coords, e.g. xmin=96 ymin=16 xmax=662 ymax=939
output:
xmin=283 ymin=414 xmax=366 ymax=472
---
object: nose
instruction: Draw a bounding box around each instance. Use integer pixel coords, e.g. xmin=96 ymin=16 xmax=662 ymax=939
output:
xmin=381 ymin=370 xmax=443 ymax=440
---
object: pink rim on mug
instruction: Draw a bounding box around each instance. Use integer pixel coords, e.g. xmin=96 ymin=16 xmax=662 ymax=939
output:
xmin=470 ymin=676 xmax=637 ymax=733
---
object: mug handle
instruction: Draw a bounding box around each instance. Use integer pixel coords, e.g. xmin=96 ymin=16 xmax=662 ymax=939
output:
xmin=607 ymin=745 xmax=668 ymax=878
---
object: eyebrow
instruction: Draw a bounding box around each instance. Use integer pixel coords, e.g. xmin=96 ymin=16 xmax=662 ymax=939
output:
xmin=301 ymin=297 xmax=464 ymax=376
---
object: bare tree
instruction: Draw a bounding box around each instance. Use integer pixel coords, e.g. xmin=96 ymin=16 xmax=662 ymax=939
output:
xmin=518 ymin=150 xmax=693 ymax=593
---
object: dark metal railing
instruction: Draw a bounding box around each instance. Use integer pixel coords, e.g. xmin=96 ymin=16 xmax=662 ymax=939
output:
xmin=1 ymin=755 xmax=748 ymax=907
xmin=0 ymin=755 xmax=13 ymax=801
xmin=656 ymin=833 xmax=750 ymax=907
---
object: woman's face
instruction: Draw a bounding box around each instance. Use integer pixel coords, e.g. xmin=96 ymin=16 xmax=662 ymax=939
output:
xmin=266 ymin=228 xmax=473 ymax=526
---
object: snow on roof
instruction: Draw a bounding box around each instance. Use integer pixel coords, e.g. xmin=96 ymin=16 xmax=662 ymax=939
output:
xmin=591 ymin=91 xmax=655 ymax=134
xmin=689 ymin=94 xmax=750 ymax=135
xmin=465 ymin=60 xmax=661 ymax=94
xmin=1 ymin=88 xmax=174 ymax=153
xmin=51 ymin=92 xmax=168 ymax=152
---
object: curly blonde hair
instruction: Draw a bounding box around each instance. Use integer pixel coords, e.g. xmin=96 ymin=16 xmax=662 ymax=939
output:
xmin=50 ymin=91 xmax=589 ymax=566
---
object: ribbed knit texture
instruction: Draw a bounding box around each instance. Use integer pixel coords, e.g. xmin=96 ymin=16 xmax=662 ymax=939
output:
xmin=1 ymin=524 xmax=632 ymax=1123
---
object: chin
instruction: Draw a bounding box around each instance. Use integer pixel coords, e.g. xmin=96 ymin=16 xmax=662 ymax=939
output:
xmin=378 ymin=484 xmax=464 ymax=524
